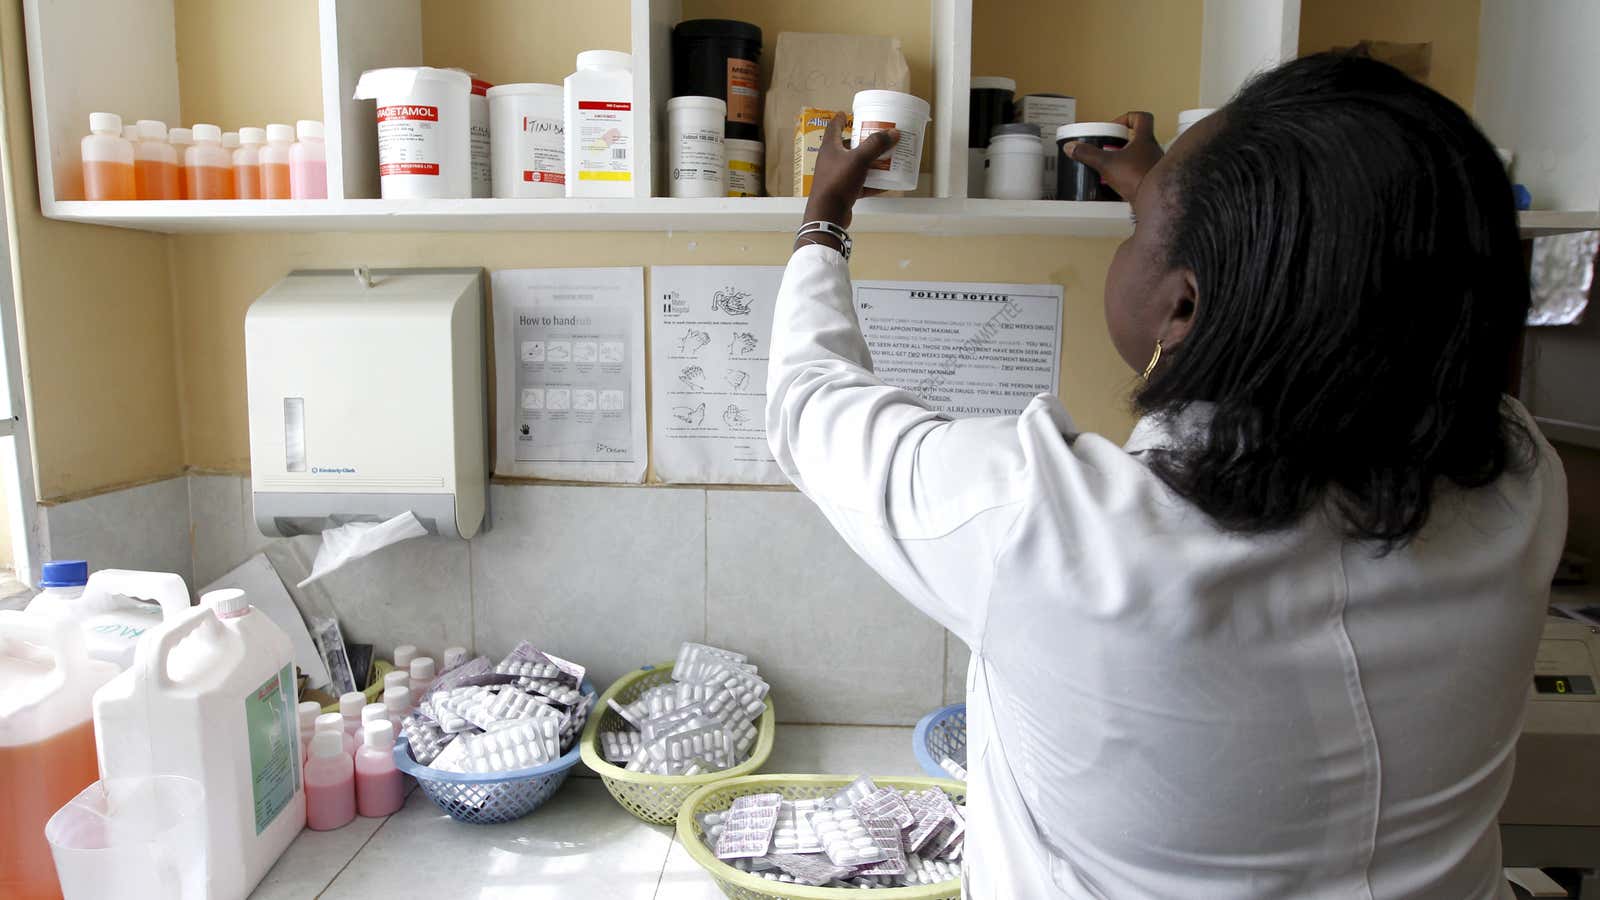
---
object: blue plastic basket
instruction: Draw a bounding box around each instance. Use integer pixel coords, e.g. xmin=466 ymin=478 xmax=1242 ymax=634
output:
xmin=393 ymin=679 xmax=596 ymax=824
xmin=913 ymin=702 xmax=967 ymax=780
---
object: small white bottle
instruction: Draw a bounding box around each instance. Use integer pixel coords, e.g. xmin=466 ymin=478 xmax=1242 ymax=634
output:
xmin=409 ymin=657 xmax=436 ymax=699
xmin=314 ymin=711 xmax=356 ymax=757
xmin=564 ymin=50 xmax=635 ymax=198
xmin=167 ymin=127 xmax=194 ymax=199
xmin=666 ymin=96 xmax=726 ymax=199
xmin=260 ymin=123 xmax=294 ymax=200
xmin=338 ymin=691 xmax=366 ymax=740
xmin=392 ymin=644 xmax=418 ymax=670
xmin=289 ymin=119 xmax=327 ymax=199
xmin=233 ymin=127 xmax=266 ymax=199
xmin=383 ymin=685 xmax=412 ymax=735
xmin=360 ymin=703 xmax=388 ymax=733
xmin=185 ymin=124 xmax=233 ymax=200
xmin=382 ymin=669 xmax=409 ymax=695
xmin=222 ymin=131 xmax=240 ymax=152
xmin=297 ymin=700 xmax=321 ymax=762
xmin=441 ymin=646 xmax=469 ymax=672
xmin=133 ymin=119 xmax=180 ymax=200
xmin=81 ymin=115 xmax=135 ymax=201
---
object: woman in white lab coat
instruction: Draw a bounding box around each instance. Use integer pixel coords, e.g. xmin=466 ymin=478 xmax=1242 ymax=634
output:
xmin=766 ymin=54 xmax=1567 ymax=899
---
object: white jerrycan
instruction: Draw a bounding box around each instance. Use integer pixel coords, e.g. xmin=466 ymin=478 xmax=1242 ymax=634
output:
xmin=93 ymin=588 xmax=305 ymax=900
xmin=26 ymin=569 xmax=193 ymax=668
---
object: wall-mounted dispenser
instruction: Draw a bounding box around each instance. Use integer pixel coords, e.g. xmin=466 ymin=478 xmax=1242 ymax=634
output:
xmin=245 ymin=267 xmax=487 ymax=539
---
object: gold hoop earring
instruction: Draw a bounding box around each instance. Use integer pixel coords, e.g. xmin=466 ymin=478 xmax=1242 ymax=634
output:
xmin=1141 ymin=340 xmax=1163 ymax=381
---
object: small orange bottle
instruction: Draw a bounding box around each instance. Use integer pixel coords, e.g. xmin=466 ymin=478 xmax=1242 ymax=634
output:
xmin=233 ymin=127 xmax=266 ymax=199
xmin=133 ymin=120 xmax=180 ymax=200
xmin=260 ymin=123 xmax=294 ymax=200
xmin=185 ymin=124 xmax=233 ymax=199
xmin=80 ymin=112 xmax=135 ymax=200
xmin=168 ymin=127 xmax=193 ymax=199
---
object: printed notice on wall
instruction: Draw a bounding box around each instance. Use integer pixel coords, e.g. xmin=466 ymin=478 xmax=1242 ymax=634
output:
xmin=492 ymin=268 xmax=647 ymax=483
xmin=650 ymin=266 xmax=787 ymax=484
xmin=851 ymin=280 xmax=1063 ymax=417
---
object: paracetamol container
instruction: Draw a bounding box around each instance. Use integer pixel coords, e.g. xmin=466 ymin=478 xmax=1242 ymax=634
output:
xmin=725 ymin=137 xmax=764 ymax=197
xmin=667 ymin=95 xmax=726 ymax=199
xmin=486 ymin=83 xmax=565 ymax=198
xmin=564 ymin=50 xmax=635 ymax=198
xmin=469 ymin=78 xmax=492 ymax=197
xmin=353 ymin=66 xmax=472 ymax=199
xmin=851 ymin=90 xmax=930 ymax=192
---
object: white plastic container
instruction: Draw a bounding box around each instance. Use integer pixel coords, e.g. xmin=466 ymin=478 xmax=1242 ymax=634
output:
xmin=442 ymin=646 xmax=469 ymax=671
xmin=486 ymin=83 xmax=565 ymax=198
xmin=667 ymin=95 xmax=726 ymax=199
xmin=0 ymin=611 xmax=120 ymax=898
xmin=46 ymin=774 xmax=207 ymax=900
xmin=289 ymin=120 xmax=327 ymax=199
xmin=234 ymin=126 xmax=266 ymax=200
xmin=469 ymin=77 xmax=492 ymax=198
xmin=564 ymin=50 xmax=636 ymax=198
xmin=24 ymin=568 xmax=193 ymax=669
xmin=392 ymin=644 xmax=418 ymax=669
xmin=851 ymin=90 xmax=930 ymax=192
xmin=222 ymin=131 xmax=240 ymax=152
xmin=985 ymin=123 xmax=1044 ymax=200
xmin=260 ymin=123 xmax=294 ymax=200
xmin=134 ymin=119 xmax=180 ymax=200
xmin=93 ymin=589 xmax=304 ymax=900
xmin=353 ymin=66 xmax=472 ymax=199
xmin=168 ymin=127 xmax=194 ymax=200
xmin=81 ymin=112 xmax=135 ymax=201
xmin=725 ymin=138 xmax=763 ymax=197
xmin=186 ymin=124 xmax=232 ymax=200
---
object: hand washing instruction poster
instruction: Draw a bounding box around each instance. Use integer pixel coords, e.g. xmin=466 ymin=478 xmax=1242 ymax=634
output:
xmin=650 ymin=266 xmax=787 ymax=484
xmin=649 ymin=266 xmax=1064 ymax=485
xmin=492 ymin=268 xmax=646 ymax=483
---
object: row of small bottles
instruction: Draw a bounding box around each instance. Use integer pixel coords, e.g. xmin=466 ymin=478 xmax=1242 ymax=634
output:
xmin=81 ymin=112 xmax=326 ymax=201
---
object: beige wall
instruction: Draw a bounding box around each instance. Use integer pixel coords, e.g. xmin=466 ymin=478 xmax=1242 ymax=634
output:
xmin=174 ymin=0 xmax=323 ymax=127
xmin=0 ymin=0 xmax=185 ymax=501
xmin=1298 ymin=0 xmax=1482 ymax=111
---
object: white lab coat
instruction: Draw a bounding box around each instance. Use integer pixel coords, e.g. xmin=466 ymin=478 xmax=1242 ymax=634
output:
xmin=766 ymin=244 xmax=1568 ymax=899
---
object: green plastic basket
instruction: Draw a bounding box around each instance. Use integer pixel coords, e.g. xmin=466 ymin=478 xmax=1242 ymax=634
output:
xmin=580 ymin=661 xmax=776 ymax=825
xmin=676 ymin=774 xmax=966 ymax=900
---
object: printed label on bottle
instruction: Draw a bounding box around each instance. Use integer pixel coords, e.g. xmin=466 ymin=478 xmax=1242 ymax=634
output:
xmin=859 ymin=120 xmax=897 ymax=171
xmin=727 ymin=58 xmax=761 ymax=125
xmin=673 ymin=128 xmax=724 ymax=187
xmin=246 ymin=664 xmax=298 ymax=835
xmin=728 ymin=158 xmax=762 ymax=196
xmin=520 ymin=115 xmax=566 ymax=185
xmin=575 ymin=101 xmax=633 ymax=182
xmin=471 ymin=122 xmax=491 ymax=191
xmin=375 ymin=104 xmax=442 ymax=177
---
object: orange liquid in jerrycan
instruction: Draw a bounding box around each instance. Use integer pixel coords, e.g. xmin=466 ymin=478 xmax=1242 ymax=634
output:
xmin=0 ymin=718 xmax=100 ymax=900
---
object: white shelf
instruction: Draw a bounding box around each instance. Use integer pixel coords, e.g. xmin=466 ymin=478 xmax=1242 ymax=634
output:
xmin=1518 ymin=210 xmax=1600 ymax=237
xmin=41 ymin=197 xmax=1138 ymax=236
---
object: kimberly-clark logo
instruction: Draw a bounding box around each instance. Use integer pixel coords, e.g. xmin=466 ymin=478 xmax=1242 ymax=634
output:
xmin=310 ymin=466 xmax=356 ymax=475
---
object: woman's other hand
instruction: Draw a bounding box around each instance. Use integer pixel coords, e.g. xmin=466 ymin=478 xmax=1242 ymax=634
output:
xmin=803 ymin=113 xmax=900 ymax=230
xmin=1065 ymin=111 xmax=1163 ymax=202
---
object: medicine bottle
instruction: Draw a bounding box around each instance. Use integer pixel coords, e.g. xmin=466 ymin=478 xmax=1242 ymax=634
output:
xmin=564 ymin=50 xmax=635 ymax=198
xmin=355 ymin=720 xmax=404 ymax=818
xmin=186 ymin=124 xmax=233 ymax=200
xmin=304 ymin=731 xmax=356 ymax=831
xmin=667 ymin=95 xmax=726 ymax=198
xmin=167 ymin=127 xmax=194 ymax=199
xmin=234 ymin=127 xmax=266 ymax=199
xmin=134 ymin=120 xmax=180 ymax=200
xmin=985 ymin=123 xmax=1043 ymax=201
xmin=81 ymin=112 xmax=134 ymax=201
xmin=260 ymin=123 xmax=294 ymax=200
xmin=289 ymin=119 xmax=327 ymax=199
xmin=1055 ymin=122 xmax=1130 ymax=202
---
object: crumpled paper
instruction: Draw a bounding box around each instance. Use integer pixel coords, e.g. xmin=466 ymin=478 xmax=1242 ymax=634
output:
xmin=298 ymin=511 xmax=428 ymax=588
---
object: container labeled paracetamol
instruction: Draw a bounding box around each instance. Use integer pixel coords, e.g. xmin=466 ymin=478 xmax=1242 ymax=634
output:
xmin=470 ymin=77 xmax=492 ymax=197
xmin=851 ymin=90 xmax=930 ymax=192
xmin=353 ymin=66 xmax=471 ymax=199
xmin=725 ymin=138 xmax=764 ymax=197
xmin=564 ymin=50 xmax=635 ymax=198
xmin=487 ymin=83 xmax=565 ymax=198
xmin=985 ymin=123 xmax=1043 ymax=200
xmin=667 ymin=95 xmax=726 ymax=198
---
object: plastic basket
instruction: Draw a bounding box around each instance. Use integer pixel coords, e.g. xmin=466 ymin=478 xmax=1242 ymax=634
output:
xmin=912 ymin=703 xmax=966 ymax=779
xmin=579 ymin=662 xmax=776 ymax=825
xmin=392 ymin=678 xmax=596 ymax=825
xmin=676 ymin=774 xmax=966 ymax=900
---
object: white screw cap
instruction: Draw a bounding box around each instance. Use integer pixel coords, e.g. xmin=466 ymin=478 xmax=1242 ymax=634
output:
xmin=339 ymin=691 xmax=366 ymax=718
xmin=410 ymin=657 xmax=435 ymax=683
xmin=192 ymin=123 xmax=222 ymax=143
xmin=363 ymin=719 xmax=395 ymax=749
xmin=265 ymin=123 xmax=294 ymax=143
xmin=309 ymin=730 xmax=345 ymax=759
xmin=136 ymin=119 xmax=168 ymax=140
xmin=168 ymin=127 xmax=194 ymax=146
xmin=392 ymin=645 xmax=418 ymax=669
xmin=297 ymin=700 xmax=321 ymax=729
xmin=222 ymin=131 xmax=239 ymax=149
xmin=295 ymin=120 xmax=323 ymax=140
xmin=361 ymin=703 xmax=388 ymax=726
xmin=239 ymin=126 xmax=267 ymax=145
xmin=383 ymin=670 xmax=409 ymax=692
xmin=205 ymin=588 xmax=248 ymax=619
xmin=89 ymin=112 xmax=122 ymax=134
xmin=384 ymin=685 xmax=412 ymax=714
xmin=314 ymin=712 xmax=343 ymax=734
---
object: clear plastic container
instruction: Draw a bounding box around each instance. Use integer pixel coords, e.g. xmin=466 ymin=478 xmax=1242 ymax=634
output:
xmin=289 ymin=120 xmax=327 ymax=199
xmin=233 ymin=127 xmax=266 ymax=200
xmin=304 ymin=731 xmax=355 ymax=831
xmin=355 ymin=720 xmax=403 ymax=817
xmin=184 ymin=124 xmax=232 ymax=200
xmin=82 ymin=114 xmax=136 ymax=201
xmin=44 ymin=775 xmax=206 ymax=900
xmin=167 ymin=127 xmax=194 ymax=200
xmin=133 ymin=120 xmax=179 ymax=200
xmin=260 ymin=123 xmax=294 ymax=200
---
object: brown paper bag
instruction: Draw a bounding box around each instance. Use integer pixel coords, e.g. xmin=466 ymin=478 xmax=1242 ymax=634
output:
xmin=763 ymin=32 xmax=911 ymax=198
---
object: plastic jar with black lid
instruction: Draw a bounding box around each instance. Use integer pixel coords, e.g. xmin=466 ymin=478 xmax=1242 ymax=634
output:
xmin=672 ymin=19 xmax=763 ymax=140
xmin=1055 ymin=122 xmax=1130 ymax=201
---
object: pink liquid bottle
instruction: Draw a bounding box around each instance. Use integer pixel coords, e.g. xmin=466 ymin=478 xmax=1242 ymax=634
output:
xmin=297 ymin=700 xmax=322 ymax=763
xmin=315 ymin=711 xmax=357 ymax=757
xmin=289 ymin=119 xmax=327 ymax=199
xmin=304 ymin=731 xmax=356 ymax=831
xmin=355 ymin=720 xmax=405 ymax=818
xmin=339 ymin=691 xmax=367 ymax=741
xmin=383 ymin=685 xmax=412 ymax=736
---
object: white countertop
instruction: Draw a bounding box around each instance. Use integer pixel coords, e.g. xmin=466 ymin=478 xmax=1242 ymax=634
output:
xmin=250 ymin=725 xmax=922 ymax=899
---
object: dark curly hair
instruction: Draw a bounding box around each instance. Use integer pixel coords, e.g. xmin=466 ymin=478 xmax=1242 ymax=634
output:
xmin=1137 ymin=52 xmax=1534 ymax=551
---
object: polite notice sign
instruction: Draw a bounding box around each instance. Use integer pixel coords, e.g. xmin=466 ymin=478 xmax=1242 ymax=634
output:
xmin=851 ymin=280 xmax=1063 ymax=418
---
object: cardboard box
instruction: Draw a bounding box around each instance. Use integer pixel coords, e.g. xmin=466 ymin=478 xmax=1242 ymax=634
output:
xmin=793 ymin=108 xmax=851 ymax=197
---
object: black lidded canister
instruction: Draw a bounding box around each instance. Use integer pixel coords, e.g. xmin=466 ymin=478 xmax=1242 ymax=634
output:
xmin=1055 ymin=122 xmax=1131 ymax=201
xmin=672 ymin=19 xmax=763 ymax=141
xmin=969 ymin=76 xmax=1016 ymax=148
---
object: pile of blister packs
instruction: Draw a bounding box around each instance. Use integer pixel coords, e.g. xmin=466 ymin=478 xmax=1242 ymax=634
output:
xmin=699 ymin=776 xmax=965 ymax=888
xmin=599 ymin=642 xmax=769 ymax=776
xmin=400 ymin=641 xmax=593 ymax=774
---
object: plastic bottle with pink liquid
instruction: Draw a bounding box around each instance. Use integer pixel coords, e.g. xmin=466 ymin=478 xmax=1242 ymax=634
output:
xmin=355 ymin=720 xmax=405 ymax=817
xmin=304 ymin=731 xmax=356 ymax=831
xmin=289 ymin=119 xmax=327 ymax=199
xmin=314 ymin=711 xmax=356 ymax=757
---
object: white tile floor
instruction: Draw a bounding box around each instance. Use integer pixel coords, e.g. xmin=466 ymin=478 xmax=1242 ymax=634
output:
xmin=248 ymin=725 xmax=923 ymax=899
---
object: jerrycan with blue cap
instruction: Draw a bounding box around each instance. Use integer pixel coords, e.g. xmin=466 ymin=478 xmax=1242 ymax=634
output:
xmin=25 ymin=564 xmax=193 ymax=668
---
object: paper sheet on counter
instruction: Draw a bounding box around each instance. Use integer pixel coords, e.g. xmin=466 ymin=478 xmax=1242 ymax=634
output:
xmin=649 ymin=268 xmax=1064 ymax=485
xmin=492 ymin=268 xmax=647 ymax=483
xmin=650 ymin=266 xmax=787 ymax=484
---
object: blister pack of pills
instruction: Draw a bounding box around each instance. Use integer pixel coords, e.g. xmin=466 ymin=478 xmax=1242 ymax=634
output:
xmin=400 ymin=714 xmax=454 ymax=765
xmin=431 ymin=716 xmax=562 ymax=774
xmin=807 ymin=805 xmax=888 ymax=867
xmin=714 ymin=793 xmax=783 ymax=860
xmin=601 ymin=729 xmax=642 ymax=763
xmin=854 ymin=787 xmax=916 ymax=830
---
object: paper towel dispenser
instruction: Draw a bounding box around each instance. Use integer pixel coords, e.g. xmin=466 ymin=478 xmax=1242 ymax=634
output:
xmin=245 ymin=267 xmax=487 ymax=539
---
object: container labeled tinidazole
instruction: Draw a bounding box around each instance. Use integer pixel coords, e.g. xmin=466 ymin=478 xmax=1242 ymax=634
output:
xmin=985 ymin=123 xmax=1043 ymax=200
xmin=851 ymin=90 xmax=930 ymax=192
xmin=487 ymin=83 xmax=565 ymax=198
xmin=1055 ymin=122 xmax=1129 ymax=202
xmin=353 ymin=66 xmax=472 ymax=199
xmin=470 ymin=77 xmax=493 ymax=197
xmin=726 ymin=138 xmax=764 ymax=197
xmin=667 ymin=96 xmax=726 ymax=198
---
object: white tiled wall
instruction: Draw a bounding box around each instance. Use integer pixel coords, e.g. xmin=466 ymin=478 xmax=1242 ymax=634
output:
xmin=94 ymin=474 xmax=963 ymax=726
